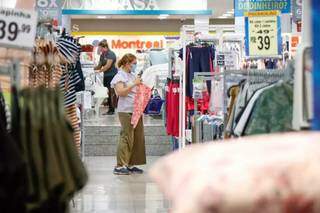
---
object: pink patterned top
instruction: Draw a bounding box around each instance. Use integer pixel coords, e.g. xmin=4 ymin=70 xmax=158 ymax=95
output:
xmin=131 ymin=84 xmax=152 ymax=128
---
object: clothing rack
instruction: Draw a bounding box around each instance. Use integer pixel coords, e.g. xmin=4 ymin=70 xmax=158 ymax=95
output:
xmin=179 ymin=25 xmax=236 ymax=149
xmin=192 ymin=69 xmax=286 ymax=143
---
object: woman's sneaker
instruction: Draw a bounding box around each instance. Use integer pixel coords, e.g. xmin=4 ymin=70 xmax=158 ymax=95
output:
xmin=113 ymin=166 xmax=130 ymax=175
xmin=128 ymin=166 xmax=144 ymax=174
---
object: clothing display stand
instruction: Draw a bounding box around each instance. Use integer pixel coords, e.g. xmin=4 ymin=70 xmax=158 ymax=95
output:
xmin=192 ymin=69 xmax=286 ymax=143
xmin=179 ymin=25 xmax=235 ymax=149
xmin=193 ymin=72 xmax=224 ymax=144
xmin=166 ymin=48 xmax=180 ymax=150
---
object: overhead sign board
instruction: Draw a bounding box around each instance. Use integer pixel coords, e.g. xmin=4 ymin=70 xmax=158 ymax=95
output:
xmin=234 ymin=0 xmax=291 ymax=17
xmin=62 ymin=0 xmax=212 ymax=15
xmin=0 ymin=8 xmax=37 ymax=50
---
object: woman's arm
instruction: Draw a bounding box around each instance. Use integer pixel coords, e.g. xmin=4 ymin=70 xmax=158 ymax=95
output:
xmin=99 ymin=59 xmax=113 ymax=73
xmin=115 ymin=78 xmax=142 ymax=97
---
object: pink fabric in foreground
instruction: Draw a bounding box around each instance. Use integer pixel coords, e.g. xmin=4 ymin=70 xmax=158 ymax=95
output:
xmin=131 ymin=84 xmax=152 ymax=128
xmin=150 ymin=132 xmax=320 ymax=213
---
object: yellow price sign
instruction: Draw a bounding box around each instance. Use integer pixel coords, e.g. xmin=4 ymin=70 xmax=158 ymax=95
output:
xmin=245 ymin=12 xmax=281 ymax=57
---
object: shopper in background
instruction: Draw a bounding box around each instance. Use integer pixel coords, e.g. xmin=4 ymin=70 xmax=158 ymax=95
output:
xmin=110 ymin=53 xmax=146 ymax=175
xmin=94 ymin=39 xmax=118 ymax=115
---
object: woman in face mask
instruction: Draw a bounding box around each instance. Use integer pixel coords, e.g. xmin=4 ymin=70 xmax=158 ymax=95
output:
xmin=110 ymin=53 xmax=146 ymax=175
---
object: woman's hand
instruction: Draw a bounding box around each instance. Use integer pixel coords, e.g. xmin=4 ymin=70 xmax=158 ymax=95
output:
xmin=134 ymin=77 xmax=142 ymax=86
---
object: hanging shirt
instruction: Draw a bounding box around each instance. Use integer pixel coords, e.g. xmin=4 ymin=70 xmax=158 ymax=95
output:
xmin=131 ymin=84 xmax=152 ymax=128
xmin=209 ymin=80 xmax=224 ymax=114
xmin=233 ymin=84 xmax=276 ymax=136
xmin=244 ymin=83 xmax=293 ymax=135
xmin=111 ymin=69 xmax=137 ymax=113
xmin=59 ymin=64 xmax=81 ymax=107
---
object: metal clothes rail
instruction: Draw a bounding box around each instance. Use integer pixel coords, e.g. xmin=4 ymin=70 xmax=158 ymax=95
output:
xmin=191 ymin=69 xmax=286 ymax=144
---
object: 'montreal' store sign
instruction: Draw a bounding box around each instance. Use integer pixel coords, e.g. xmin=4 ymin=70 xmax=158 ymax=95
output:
xmin=111 ymin=39 xmax=164 ymax=49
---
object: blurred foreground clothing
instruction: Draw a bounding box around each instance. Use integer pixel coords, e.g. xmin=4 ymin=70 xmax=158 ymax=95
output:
xmin=0 ymin=86 xmax=88 ymax=213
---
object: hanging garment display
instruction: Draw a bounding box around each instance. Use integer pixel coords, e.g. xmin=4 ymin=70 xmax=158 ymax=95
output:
xmin=131 ymin=84 xmax=152 ymax=128
xmin=243 ymin=83 xmax=293 ymax=136
xmin=165 ymin=79 xmax=180 ymax=137
xmin=4 ymin=86 xmax=88 ymax=213
xmin=223 ymin=69 xmax=294 ymax=138
xmin=181 ymin=45 xmax=215 ymax=98
xmin=29 ymin=34 xmax=84 ymax=151
xmin=209 ymin=79 xmax=224 ymax=115
xmin=0 ymin=90 xmax=25 ymax=213
xmin=196 ymin=115 xmax=224 ymax=142
xmin=221 ymin=41 xmax=242 ymax=70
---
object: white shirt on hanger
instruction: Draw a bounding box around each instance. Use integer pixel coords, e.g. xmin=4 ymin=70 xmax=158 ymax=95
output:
xmin=233 ymin=84 xmax=276 ymax=137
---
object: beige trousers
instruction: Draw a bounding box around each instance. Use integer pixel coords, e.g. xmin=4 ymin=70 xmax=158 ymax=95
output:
xmin=117 ymin=112 xmax=146 ymax=167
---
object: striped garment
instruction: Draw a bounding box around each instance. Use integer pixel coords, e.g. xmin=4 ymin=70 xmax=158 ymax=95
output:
xmin=57 ymin=36 xmax=81 ymax=64
xmin=59 ymin=64 xmax=81 ymax=107
xmin=66 ymin=104 xmax=81 ymax=152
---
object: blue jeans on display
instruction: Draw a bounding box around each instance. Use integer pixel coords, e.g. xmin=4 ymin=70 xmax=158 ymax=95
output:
xmin=187 ymin=46 xmax=214 ymax=98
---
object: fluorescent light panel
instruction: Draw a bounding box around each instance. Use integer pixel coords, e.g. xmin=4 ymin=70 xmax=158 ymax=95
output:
xmin=97 ymin=15 xmax=107 ymax=19
xmin=158 ymin=14 xmax=169 ymax=19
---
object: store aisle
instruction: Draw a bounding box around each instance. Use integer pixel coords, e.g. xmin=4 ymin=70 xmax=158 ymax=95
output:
xmin=71 ymin=157 xmax=170 ymax=213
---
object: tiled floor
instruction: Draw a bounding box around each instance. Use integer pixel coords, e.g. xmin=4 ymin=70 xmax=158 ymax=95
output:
xmin=71 ymin=157 xmax=170 ymax=213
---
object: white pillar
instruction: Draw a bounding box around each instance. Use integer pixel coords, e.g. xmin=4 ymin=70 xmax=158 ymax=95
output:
xmin=302 ymin=0 xmax=311 ymax=44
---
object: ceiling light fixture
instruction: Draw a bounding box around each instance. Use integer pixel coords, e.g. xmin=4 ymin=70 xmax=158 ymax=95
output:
xmin=97 ymin=15 xmax=107 ymax=19
xmin=158 ymin=14 xmax=169 ymax=20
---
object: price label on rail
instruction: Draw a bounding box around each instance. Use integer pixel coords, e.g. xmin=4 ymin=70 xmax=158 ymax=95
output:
xmin=245 ymin=11 xmax=282 ymax=57
xmin=0 ymin=8 xmax=37 ymax=50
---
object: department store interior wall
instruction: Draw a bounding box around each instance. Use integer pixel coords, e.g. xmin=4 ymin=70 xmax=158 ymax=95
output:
xmin=71 ymin=18 xmax=235 ymax=33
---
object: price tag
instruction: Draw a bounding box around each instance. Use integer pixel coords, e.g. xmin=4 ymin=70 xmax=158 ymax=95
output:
xmin=217 ymin=52 xmax=236 ymax=68
xmin=216 ymin=54 xmax=225 ymax=66
xmin=245 ymin=11 xmax=282 ymax=57
xmin=0 ymin=8 xmax=37 ymax=50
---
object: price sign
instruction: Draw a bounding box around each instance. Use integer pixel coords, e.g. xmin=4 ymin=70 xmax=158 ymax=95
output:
xmin=217 ymin=52 xmax=237 ymax=68
xmin=217 ymin=54 xmax=225 ymax=66
xmin=0 ymin=8 xmax=37 ymax=50
xmin=245 ymin=11 xmax=282 ymax=57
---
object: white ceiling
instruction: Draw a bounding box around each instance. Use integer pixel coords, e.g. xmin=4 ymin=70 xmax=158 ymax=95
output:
xmin=70 ymin=0 xmax=234 ymax=20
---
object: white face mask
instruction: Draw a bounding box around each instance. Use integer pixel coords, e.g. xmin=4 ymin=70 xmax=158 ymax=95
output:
xmin=130 ymin=63 xmax=137 ymax=73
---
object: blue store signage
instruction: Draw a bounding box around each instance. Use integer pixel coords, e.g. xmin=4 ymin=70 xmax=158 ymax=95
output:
xmin=235 ymin=0 xmax=291 ymax=16
xmin=312 ymin=0 xmax=320 ymax=130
